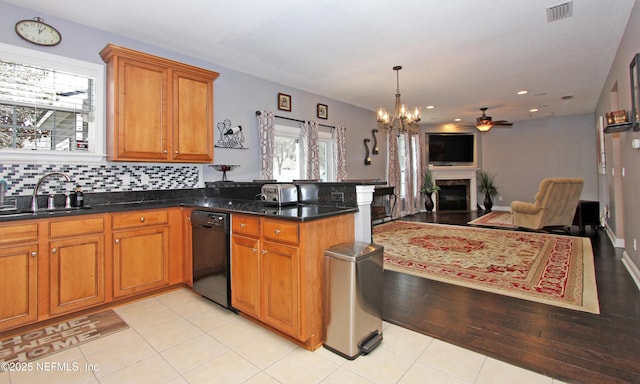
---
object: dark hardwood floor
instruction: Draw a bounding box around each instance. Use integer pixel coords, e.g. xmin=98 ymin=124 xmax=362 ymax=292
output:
xmin=382 ymin=211 xmax=640 ymax=384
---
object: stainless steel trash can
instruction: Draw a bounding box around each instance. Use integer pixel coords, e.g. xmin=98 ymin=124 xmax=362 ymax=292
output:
xmin=323 ymin=241 xmax=384 ymax=359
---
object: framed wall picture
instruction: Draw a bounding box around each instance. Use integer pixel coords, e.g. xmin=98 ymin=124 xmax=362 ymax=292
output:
xmin=317 ymin=103 xmax=328 ymax=119
xmin=630 ymin=53 xmax=640 ymax=131
xmin=278 ymin=93 xmax=292 ymax=112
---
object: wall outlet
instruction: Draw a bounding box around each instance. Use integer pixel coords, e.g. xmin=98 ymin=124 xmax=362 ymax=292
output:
xmin=141 ymin=173 xmax=150 ymax=185
xmin=331 ymin=192 xmax=344 ymax=202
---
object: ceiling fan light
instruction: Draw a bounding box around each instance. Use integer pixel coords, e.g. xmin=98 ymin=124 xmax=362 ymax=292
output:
xmin=476 ymin=123 xmax=493 ymax=132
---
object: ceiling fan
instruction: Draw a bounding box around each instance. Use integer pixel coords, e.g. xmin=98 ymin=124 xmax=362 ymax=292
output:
xmin=475 ymin=107 xmax=513 ymax=132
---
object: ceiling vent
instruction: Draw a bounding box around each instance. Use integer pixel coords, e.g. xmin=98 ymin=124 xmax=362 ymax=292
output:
xmin=547 ymin=1 xmax=573 ymax=22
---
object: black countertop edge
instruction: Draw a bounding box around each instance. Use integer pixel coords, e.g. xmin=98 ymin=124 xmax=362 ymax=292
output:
xmin=0 ymin=198 xmax=358 ymax=223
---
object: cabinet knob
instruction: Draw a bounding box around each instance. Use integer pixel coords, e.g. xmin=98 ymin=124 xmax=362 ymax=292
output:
xmin=175 ymin=150 xmax=178 ymax=154
xmin=31 ymin=251 xmax=37 ymax=257
xmin=240 ymin=223 xmax=246 ymax=228
xmin=51 ymin=248 xmax=57 ymax=253
xmin=115 ymin=239 xmax=120 ymax=244
xmin=262 ymin=250 xmax=267 ymax=254
xmin=251 ymin=247 xmax=257 ymax=253
xmin=274 ymin=229 xmax=281 ymax=235
xmin=140 ymin=217 xmax=145 ymax=222
xmin=163 ymin=150 xmax=168 ymax=154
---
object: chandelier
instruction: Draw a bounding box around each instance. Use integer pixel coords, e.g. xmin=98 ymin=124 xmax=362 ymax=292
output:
xmin=377 ymin=66 xmax=421 ymax=133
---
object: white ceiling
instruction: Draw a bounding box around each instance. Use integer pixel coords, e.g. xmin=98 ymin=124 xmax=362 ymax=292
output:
xmin=5 ymin=0 xmax=636 ymax=125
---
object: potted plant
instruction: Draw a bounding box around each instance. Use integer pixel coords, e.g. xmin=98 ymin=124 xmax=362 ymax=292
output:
xmin=421 ymin=170 xmax=440 ymax=213
xmin=478 ymin=171 xmax=498 ymax=211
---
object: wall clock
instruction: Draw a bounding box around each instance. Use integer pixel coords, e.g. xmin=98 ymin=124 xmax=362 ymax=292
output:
xmin=15 ymin=17 xmax=62 ymax=47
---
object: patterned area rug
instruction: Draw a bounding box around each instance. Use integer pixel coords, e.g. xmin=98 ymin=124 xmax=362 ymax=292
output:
xmin=467 ymin=211 xmax=517 ymax=229
xmin=373 ymin=221 xmax=599 ymax=314
xmin=0 ymin=309 xmax=128 ymax=363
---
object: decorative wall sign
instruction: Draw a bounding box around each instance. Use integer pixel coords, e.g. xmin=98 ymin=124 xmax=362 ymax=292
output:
xmin=215 ymin=119 xmax=246 ymax=149
xmin=317 ymin=103 xmax=328 ymax=119
xmin=364 ymin=138 xmax=372 ymax=165
xmin=278 ymin=93 xmax=292 ymax=112
xmin=371 ymin=129 xmax=379 ymax=154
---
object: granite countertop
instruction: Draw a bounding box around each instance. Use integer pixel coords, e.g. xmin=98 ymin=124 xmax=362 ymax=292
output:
xmin=0 ymin=196 xmax=357 ymax=223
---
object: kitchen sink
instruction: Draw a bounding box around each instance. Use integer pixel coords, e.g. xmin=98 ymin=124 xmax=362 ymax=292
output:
xmin=0 ymin=206 xmax=92 ymax=217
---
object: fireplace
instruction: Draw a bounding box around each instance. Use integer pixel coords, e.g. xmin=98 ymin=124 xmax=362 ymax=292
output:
xmin=436 ymin=179 xmax=471 ymax=211
xmin=431 ymin=167 xmax=479 ymax=211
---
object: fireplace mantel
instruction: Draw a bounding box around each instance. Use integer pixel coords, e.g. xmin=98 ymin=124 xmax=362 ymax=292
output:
xmin=430 ymin=167 xmax=478 ymax=211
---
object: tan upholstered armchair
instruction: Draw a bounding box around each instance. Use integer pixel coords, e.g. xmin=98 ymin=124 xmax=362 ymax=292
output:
xmin=511 ymin=178 xmax=584 ymax=231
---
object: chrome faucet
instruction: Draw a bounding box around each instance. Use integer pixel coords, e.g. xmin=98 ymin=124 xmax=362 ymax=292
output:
xmin=31 ymin=172 xmax=71 ymax=212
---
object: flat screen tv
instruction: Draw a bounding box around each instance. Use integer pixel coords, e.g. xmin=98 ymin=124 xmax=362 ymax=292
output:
xmin=427 ymin=133 xmax=475 ymax=165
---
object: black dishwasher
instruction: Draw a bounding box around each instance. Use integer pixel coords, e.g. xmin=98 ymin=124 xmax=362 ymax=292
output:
xmin=191 ymin=210 xmax=232 ymax=309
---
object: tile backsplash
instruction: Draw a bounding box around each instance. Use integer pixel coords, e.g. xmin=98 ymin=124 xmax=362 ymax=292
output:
xmin=0 ymin=163 xmax=201 ymax=196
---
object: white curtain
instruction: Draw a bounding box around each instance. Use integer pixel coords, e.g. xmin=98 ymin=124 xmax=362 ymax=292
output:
xmin=302 ymin=120 xmax=320 ymax=179
xmin=256 ymin=110 xmax=275 ymax=179
xmin=334 ymin=125 xmax=348 ymax=181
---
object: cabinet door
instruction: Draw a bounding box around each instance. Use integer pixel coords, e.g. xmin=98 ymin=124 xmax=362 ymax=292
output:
xmin=231 ymin=235 xmax=261 ymax=317
xmin=114 ymin=58 xmax=169 ymax=161
xmin=49 ymin=235 xmax=105 ymax=315
xmin=113 ymin=226 xmax=169 ymax=297
xmin=0 ymin=245 xmax=38 ymax=329
xmin=172 ymin=70 xmax=214 ymax=162
xmin=261 ymin=240 xmax=301 ymax=338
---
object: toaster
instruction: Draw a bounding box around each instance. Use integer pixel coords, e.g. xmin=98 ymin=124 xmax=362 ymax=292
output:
xmin=261 ymin=184 xmax=298 ymax=206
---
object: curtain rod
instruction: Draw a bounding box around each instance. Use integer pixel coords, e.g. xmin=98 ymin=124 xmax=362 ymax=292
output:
xmin=255 ymin=111 xmax=336 ymax=129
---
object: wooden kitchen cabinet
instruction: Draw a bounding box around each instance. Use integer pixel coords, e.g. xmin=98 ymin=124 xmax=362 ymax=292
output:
xmin=230 ymin=213 xmax=355 ymax=350
xmin=0 ymin=222 xmax=39 ymax=330
xmin=47 ymin=216 xmax=105 ymax=316
xmin=231 ymin=234 xmax=261 ymax=317
xmin=100 ymin=44 xmax=219 ymax=163
xmin=261 ymin=239 xmax=300 ymax=338
xmin=111 ymin=209 xmax=170 ymax=298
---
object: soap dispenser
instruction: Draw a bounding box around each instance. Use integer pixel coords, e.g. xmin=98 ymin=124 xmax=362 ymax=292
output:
xmin=71 ymin=186 xmax=84 ymax=207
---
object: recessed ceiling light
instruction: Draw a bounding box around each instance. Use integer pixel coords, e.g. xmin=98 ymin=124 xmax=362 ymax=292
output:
xmin=426 ymin=105 xmax=435 ymax=109
xmin=454 ymin=118 xmax=461 ymax=122
xmin=517 ymin=90 xmax=528 ymax=95
xmin=529 ymin=108 xmax=539 ymax=112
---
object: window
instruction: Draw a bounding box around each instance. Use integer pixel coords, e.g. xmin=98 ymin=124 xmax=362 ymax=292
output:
xmin=0 ymin=43 xmax=105 ymax=161
xmin=272 ymin=124 xmax=335 ymax=182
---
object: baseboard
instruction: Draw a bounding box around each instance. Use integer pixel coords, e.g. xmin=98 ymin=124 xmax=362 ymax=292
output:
xmin=622 ymin=251 xmax=640 ymax=292
xmin=605 ymin=224 xmax=626 ymax=248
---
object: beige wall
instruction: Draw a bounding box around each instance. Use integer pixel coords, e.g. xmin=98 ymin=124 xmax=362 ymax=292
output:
xmin=595 ymin=0 xmax=640 ymax=269
xmin=423 ymin=114 xmax=598 ymax=210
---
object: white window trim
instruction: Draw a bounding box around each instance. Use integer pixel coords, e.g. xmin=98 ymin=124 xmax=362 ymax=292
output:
xmin=318 ymin=130 xmax=335 ymax=181
xmin=0 ymin=42 xmax=106 ymax=163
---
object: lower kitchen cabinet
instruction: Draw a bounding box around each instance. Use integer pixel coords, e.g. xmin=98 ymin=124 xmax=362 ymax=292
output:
xmin=0 ymin=243 xmax=38 ymax=330
xmin=0 ymin=222 xmax=39 ymax=330
xmin=0 ymin=207 xmax=187 ymax=333
xmin=261 ymin=240 xmax=300 ymax=338
xmin=231 ymin=213 xmax=355 ymax=350
xmin=231 ymin=234 xmax=261 ymax=317
xmin=48 ymin=216 xmax=105 ymax=315
xmin=112 ymin=210 xmax=171 ymax=298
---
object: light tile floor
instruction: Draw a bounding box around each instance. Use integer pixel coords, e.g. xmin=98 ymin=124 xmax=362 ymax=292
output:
xmin=1 ymin=288 xmax=567 ymax=384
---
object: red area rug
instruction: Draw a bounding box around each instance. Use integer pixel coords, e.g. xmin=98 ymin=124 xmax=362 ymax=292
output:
xmin=373 ymin=221 xmax=599 ymax=314
xmin=467 ymin=211 xmax=517 ymax=229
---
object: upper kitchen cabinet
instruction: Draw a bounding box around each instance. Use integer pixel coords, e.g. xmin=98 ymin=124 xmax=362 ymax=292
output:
xmin=100 ymin=44 xmax=219 ymax=163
